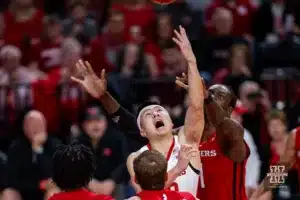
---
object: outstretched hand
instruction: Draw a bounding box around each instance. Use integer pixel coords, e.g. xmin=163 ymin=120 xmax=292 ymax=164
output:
xmin=176 ymin=144 xmax=199 ymax=173
xmin=172 ymin=26 xmax=196 ymax=64
xmin=71 ymin=60 xmax=107 ymax=99
xmin=175 ymin=73 xmax=208 ymax=98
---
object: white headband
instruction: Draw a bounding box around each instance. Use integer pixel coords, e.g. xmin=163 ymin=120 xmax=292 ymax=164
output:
xmin=137 ymin=105 xmax=167 ymax=130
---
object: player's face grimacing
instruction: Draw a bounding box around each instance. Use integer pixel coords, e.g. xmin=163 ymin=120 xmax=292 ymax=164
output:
xmin=140 ymin=106 xmax=173 ymax=139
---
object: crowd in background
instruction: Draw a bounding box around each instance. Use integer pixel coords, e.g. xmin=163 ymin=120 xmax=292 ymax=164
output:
xmin=0 ymin=0 xmax=300 ymax=199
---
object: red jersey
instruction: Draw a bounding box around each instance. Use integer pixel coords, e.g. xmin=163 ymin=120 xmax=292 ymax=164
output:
xmin=137 ymin=190 xmax=195 ymax=200
xmin=197 ymin=133 xmax=249 ymax=200
xmin=29 ymin=38 xmax=62 ymax=73
xmin=49 ymin=189 xmax=114 ymax=200
xmin=3 ymin=10 xmax=44 ymax=47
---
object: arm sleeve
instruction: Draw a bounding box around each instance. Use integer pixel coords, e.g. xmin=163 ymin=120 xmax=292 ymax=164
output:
xmin=109 ymin=134 xmax=130 ymax=184
xmin=109 ymin=106 xmax=138 ymax=133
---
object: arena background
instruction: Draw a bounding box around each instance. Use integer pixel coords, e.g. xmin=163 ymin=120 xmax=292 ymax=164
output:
xmin=0 ymin=0 xmax=300 ymax=199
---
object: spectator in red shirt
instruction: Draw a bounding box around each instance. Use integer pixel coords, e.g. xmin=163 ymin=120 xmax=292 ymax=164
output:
xmin=27 ymin=15 xmax=63 ymax=73
xmin=49 ymin=144 xmax=114 ymax=200
xmin=205 ymin=0 xmax=255 ymax=36
xmin=3 ymin=0 xmax=44 ymax=48
xmin=129 ymin=150 xmax=195 ymax=200
xmin=88 ymin=10 xmax=125 ymax=73
xmin=0 ymin=14 xmax=4 ymax=48
xmin=111 ymin=0 xmax=156 ymax=42
xmin=213 ymin=43 xmax=253 ymax=94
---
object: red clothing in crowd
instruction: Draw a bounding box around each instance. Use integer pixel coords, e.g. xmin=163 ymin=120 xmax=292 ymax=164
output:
xmin=205 ymin=0 xmax=255 ymax=36
xmin=111 ymin=3 xmax=156 ymax=41
xmin=49 ymin=189 xmax=114 ymax=200
xmin=294 ymin=127 xmax=300 ymax=182
xmin=3 ymin=9 xmax=44 ymax=47
xmin=137 ymin=190 xmax=195 ymax=200
xmin=28 ymin=38 xmax=63 ymax=73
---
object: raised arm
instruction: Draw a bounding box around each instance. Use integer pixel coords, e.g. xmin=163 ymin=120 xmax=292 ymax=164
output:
xmin=173 ymin=26 xmax=204 ymax=144
xmin=205 ymin=95 xmax=246 ymax=162
xmin=71 ymin=60 xmax=139 ymax=134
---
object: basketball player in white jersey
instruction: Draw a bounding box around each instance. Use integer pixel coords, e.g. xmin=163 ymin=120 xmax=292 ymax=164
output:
xmin=126 ymin=26 xmax=205 ymax=197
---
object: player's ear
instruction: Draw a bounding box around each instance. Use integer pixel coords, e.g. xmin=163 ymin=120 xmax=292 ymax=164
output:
xmin=228 ymin=107 xmax=233 ymax=116
xmin=140 ymin=129 xmax=147 ymax=137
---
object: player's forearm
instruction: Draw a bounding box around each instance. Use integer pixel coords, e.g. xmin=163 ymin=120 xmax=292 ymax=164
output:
xmin=204 ymin=94 xmax=227 ymax=127
xmin=187 ymin=62 xmax=203 ymax=109
xmin=99 ymin=92 xmax=120 ymax=115
xmin=165 ymin=166 xmax=182 ymax=188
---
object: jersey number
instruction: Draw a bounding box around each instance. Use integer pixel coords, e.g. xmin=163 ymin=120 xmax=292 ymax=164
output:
xmin=169 ymin=182 xmax=179 ymax=191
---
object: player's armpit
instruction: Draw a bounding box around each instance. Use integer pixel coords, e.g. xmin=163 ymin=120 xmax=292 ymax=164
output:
xmin=216 ymin=118 xmax=246 ymax=163
xmin=126 ymin=153 xmax=142 ymax=193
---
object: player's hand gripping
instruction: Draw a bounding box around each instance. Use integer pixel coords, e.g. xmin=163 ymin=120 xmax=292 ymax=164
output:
xmin=172 ymin=26 xmax=196 ymax=64
xmin=175 ymin=73 xmax=208 ymax=98
xmin=176 ymin=144 xmax=198 ymax=173
xmin=71 ymin=60 xmax=107 ymax=99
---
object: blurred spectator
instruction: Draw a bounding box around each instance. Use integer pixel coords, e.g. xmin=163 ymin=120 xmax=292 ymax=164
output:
xmin=205 ymin=0 xmax=255 ymax=36
xmin=27 ymin=15 xmax=63 ymax=73
xmin=239 ymin=81 xmax=271 ymax=151
xmin=3 ymin=0 xmax=44 ymax=47
xmin=74 ymin=105 xmax=128 ymax=198
xmin=201 ymin=7 xmax=247 ymax=74
xmin=116 ymin=43 xmax=156 ymax=78
xmin=0 ymin=151 xmax=7 ymax=191
xmin=231 ymin=100 xmax=260 ymax=198
xmin=252 ymin=0 xmax=288 ymax=43
xmin=145 ymin=13 xmax=174 ymax=74
xmin=32 ymin=37 xmax=85 ymax=136
xmin=213 ymin=43 xmax=253 ymax=95
xmin=0 ymin=14 xmax=4 ymax=48
xmin=112 ymin=0 xmax=156 ymax=42
xmin=265 ymin=110 xmax=299 ymax=199
xmin=62 ymin=1 xmax=97 ymax=41
xmin=89 ymin=10 xmax=125 ymax=73
xmin=3 ymin=110 xmax=60 ymax=200
xmin=0 ymin=45 xmax=42 ymax=85
xmin=259 ymin=8 xmax=300 ymax=69
xmin=161 ymin=42 xmax=187 ymax=77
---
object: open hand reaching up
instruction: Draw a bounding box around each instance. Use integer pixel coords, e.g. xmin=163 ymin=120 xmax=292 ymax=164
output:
xmin=71 ymin=60 xmax=107 ymax=99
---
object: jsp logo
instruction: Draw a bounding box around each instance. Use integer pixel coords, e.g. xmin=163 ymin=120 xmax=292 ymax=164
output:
xmin=267 ymin=165 xmax=288 ymax=184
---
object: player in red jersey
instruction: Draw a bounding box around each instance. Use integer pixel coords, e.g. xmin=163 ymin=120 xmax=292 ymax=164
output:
xmin=250 ymin=126 xmax=300 ymax=200
xmin=49 ymin=144 xmax=114 ymax=200
xmin=132 ymin=150 xmax=196 ymax=200
xmin=176 ymin=77 xmax=250 ymax=200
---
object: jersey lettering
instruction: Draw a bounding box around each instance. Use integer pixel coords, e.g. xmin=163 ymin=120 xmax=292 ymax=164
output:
xmin=199 ymin=150 xmax=217 ymax=157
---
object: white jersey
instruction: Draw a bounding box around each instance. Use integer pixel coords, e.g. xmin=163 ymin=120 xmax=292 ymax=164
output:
xmin=137 ymin=136 xmax=199 ymax=197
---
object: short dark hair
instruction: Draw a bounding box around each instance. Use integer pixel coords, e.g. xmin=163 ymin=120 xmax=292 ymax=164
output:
xmin=136 ymin=101 xmax=161 ymax=118
xmin=52 ymin=144 xmax=95 ymax=191
xmin=267 ymin=110 xmax=287 ymax=125
xmin=133 ymin=150 xmax=167 ymax=190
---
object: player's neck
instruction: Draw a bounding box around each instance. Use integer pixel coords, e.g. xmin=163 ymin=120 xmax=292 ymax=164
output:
xmin=149 ymin=134 xmax=174 ymax=158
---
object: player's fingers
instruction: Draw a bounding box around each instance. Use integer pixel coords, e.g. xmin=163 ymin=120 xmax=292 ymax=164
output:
xmin=77 ymin=60 xmax=87 ymax=73
xmin=182 ymin=72 xmax=186 ymax=78
xmin=174 ymin=29 xmax=182 ymax=40
xmin=71 ymin=76 xmax=83 ymax=84
xmin=180 ymin=25 xmax=188 ymax=39
xmin=175 ymin=80 xmax=188 ymax=90
xmin=172 ymin=37 xmax=181 ymax=47
xmin=85 ymin=61 xmax=95 ymax=75
xmin=101 ymin=69 xmax=106 ymax=80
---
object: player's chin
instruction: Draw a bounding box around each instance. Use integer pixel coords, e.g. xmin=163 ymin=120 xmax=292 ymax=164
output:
xmin=156 ymin=126 xmax=170 ymax=136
